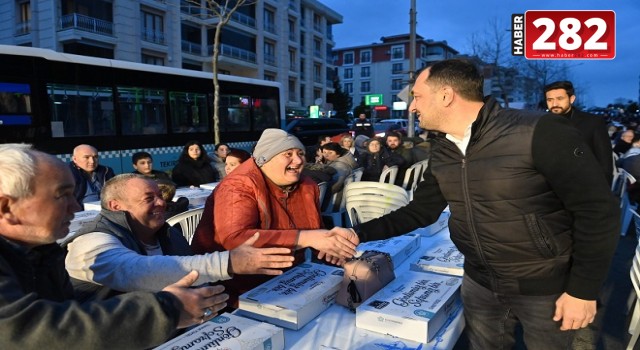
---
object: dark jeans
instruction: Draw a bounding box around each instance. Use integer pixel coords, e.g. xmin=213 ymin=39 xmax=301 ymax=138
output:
xmin=461 ymin=275 xmax=575 ymax=350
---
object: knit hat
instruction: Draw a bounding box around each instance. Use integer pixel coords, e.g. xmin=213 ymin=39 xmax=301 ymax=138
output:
xmin=253 ymin=129 xmax=305 ymax=167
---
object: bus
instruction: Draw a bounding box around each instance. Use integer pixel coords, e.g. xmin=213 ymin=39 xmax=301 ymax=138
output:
xmin=0 ymin=45 xmax=285 ymax=173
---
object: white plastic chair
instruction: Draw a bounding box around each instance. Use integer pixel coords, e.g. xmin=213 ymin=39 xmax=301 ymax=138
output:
xmin=321 ymin=173 xmax=357 ymax=228
xmin=166 ymin=208 xmax=204 ymax=244
xmin=317 ymin=181 xmax=328 ymax=206
xmin=618 ymin=169 xmax=637 ymax=236
xmin=414 ymin=159 xmax=430 ymax=185
xmin=344 ymin=181 xmax=410 ymax=225
xmin=352 ymin=167 xmax=364 ymax=182
xmin=379 ymin=165 xmax=399 ymax=184
xmin=401 ymin=162 xmax=424 ymax=198
xmin=627 ymin=245 xmax=640 ymax=349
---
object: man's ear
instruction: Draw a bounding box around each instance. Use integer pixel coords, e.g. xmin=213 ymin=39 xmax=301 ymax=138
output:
xmin=107 ymin=199 xmax=121 ymax=211
xmin=0 ymin=196 xmax=19 ymax=224
xmin=569 ymin=95 xmax=576 ymax=105
xmin=442 ymin=86 xmax=454 ymax=107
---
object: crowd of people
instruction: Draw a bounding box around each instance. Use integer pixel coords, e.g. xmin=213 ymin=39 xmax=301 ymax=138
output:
xmin=0 ymin=58 xmax=624 ymax=349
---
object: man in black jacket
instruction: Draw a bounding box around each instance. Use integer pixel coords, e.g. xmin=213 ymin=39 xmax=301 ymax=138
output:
xmin=335 ymin=59 xmax=619 ymax=348
xmin=69 ymin=144 xmax=115 ymax=206
xmin=0 ymin=144 xmax=228 ymax=349
xmin=544 ymin=80 xmax=613 ymax=184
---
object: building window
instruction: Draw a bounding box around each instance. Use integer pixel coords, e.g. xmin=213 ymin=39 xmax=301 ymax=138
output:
xmin=392 ymin=62 xmax=403 ymax=74
xmin=300 ymin=59 xmax=305 ymax=80
xmin=343 ymin=68 xmax=353 ymax=80
xmin=391 ymin=45 xmax=404 ymax=60
xmin=420 ymin=44 xmax=427 ymax=58
xmin=360 ymin=81 xmax=370 ymax=93
xmin=360 ymin=66 xmax=370 ymax=78
xmin=264 ymin=41 xmax=275 ymax=66
xmin=392 ymin=79 xmax=403 ymax=90
xmin=288 ymin=79 xmax=296 ymax=102
xmin=313 ymin=13 xmax=322 ymax=32
xmin=16 ymin=0 xmax=31 ymax=35
xmin=300 ymin=83 xmax=305 ymax=103
xmin=264 ymin=74 xmax=276 ymax=81
xmin=313 ymin=63 xmax=321 ymax=82
xmin=142 ymin=53 xmax=164 ymax=66
xmin=264 ymin=8 xmax=275 ymax=33
xmin=360 ymin=50 xmax=371 ymax=63
xmin=344 ymin=83 xmax=353 ymax=94
xmin=141 ymin=10 xmax=165 ymax=45
xmin=289 ymin=48 xmax=296 ymax=71
xmin=343 ymin=52 xmax=354 ymax=65
xmin=288 ymin=18 xmax=296 ymax=41
xmin=313 ymin=38 xmax=322 ymax=58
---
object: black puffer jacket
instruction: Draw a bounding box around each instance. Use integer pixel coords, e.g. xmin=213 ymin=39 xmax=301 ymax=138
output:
xmin=356 ymin=97 xmax=619 ymax=300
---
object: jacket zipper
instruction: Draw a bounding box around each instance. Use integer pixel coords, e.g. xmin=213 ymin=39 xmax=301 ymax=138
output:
xmin=457 ymin=148 xmax=498 ymax=290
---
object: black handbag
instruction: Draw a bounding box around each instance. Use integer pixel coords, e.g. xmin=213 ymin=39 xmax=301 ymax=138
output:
xmin=336 ymin=250 xmax=395 ymax=312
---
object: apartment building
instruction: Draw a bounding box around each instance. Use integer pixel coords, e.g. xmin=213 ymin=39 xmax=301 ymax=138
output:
xmin=0 ymin=0 xmax=341 ymax=111
xmin=333 ymin=34 xmax=458 ymax=118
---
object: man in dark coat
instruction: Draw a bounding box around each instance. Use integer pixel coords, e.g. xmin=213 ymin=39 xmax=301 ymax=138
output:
xmin=69 ymin=144 xmax=115 ymax=206
xmin=544 ymin=80 xmax=613 ymax=184
xmin=332 ymin=59 xmax=619 ymax=349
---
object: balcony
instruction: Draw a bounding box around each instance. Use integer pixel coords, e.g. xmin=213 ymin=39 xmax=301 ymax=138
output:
xmin=181 ymin=40 xmax=202 ymax=55
xmin=230 ymin=12 xmax=255 ymax=28
xmin=181 ymin=4 xmax=203 ymax=17
xmin=141 ymin=28 xmax=166 ymax=45
xmin=15 ymin=21 xmax=31 ymax=35
xmin=58 ymin=13 xmax=113 ymax=36
xmin=208 ymin=44 xmax=256 ymax=63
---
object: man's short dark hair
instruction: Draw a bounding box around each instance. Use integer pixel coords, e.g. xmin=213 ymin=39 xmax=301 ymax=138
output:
xmin=543 ymin=81 xmax=575 ymax=96
xmin=424 ymin=59 xmax=484 ymax=102
xmin=386 ymin=131 xmax=403 ymax=140
xmin=132 ymin=151 xmax=152 ymax=164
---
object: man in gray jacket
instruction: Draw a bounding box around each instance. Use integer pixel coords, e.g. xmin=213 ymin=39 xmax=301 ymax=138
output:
xmin=0 ymin=144 xmax=227 ymax=349
xmin=64 ymin=173 xmax=294 ymax=300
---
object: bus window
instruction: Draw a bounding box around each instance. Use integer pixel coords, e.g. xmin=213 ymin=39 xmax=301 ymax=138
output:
xmin=169 ymin=91 xmax=209 ymax=133
xmin=219 ymin=94 xmax=251 ymax=132
xmin=117 ymin=87 xmax=167 ymax=135
xmin=253 ymin=97 xmax=279 ymax=130
xmin=48 ymin=83 xmax=115 ymax=137
xmin=0 ymin=82 xmax=32 ymax=126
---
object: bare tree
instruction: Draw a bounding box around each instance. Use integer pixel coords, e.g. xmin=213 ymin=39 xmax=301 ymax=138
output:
xmin=188 ymin=0 xmax=255 ymax=144
xmin=467 ymin=18 xmax=575 ymax=109
xmin=468 ymin=18 xmax=516 ymax=106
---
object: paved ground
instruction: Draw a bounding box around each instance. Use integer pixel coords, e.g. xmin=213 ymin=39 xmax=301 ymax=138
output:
xmin=453 ymin=231 xmax=637 ymax=349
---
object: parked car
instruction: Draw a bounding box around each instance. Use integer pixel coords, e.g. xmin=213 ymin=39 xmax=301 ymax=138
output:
xmin=284 ymin=118 xmax=350 ymax=146
xmin=377 ymin=119 xmax=421 ymax=135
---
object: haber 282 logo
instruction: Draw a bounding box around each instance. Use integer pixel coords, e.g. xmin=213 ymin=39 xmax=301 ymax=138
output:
xmin=512 ymin=10 xmax=615 ymax=60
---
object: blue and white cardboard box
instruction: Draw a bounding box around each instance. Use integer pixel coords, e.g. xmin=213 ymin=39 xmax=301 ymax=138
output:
xmin=412 ymin=211 xmax=450 ymax=237
xmin=154 ymin=313 xmax=284 ymax=350
xmin=237 ymin=262 xmax=344 ymax=330
xmin=355 ymin=233 xmax=421 ymax=269
xmin=411 ymin=239 xmax=464 ymax=277
xmin=355 ymin=271 xmax=461 ymax=343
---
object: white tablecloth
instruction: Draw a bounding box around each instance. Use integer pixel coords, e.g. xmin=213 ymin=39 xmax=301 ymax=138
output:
xmin=282 ymin=226 xmax=464 ymax=350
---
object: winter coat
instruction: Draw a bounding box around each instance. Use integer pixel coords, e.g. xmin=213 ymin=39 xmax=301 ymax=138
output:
xmin=190 ymin=158 xmax=322 ymax=306
xmin=0 ymin=236 xmax=180 ymax=349
xmin=68 ymin=162 xmax=115 ymax=206
xmin=355 ymin=97 xmax=619 ymax=300
xmin=171 ymin=157 xmax=218 ymax=187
